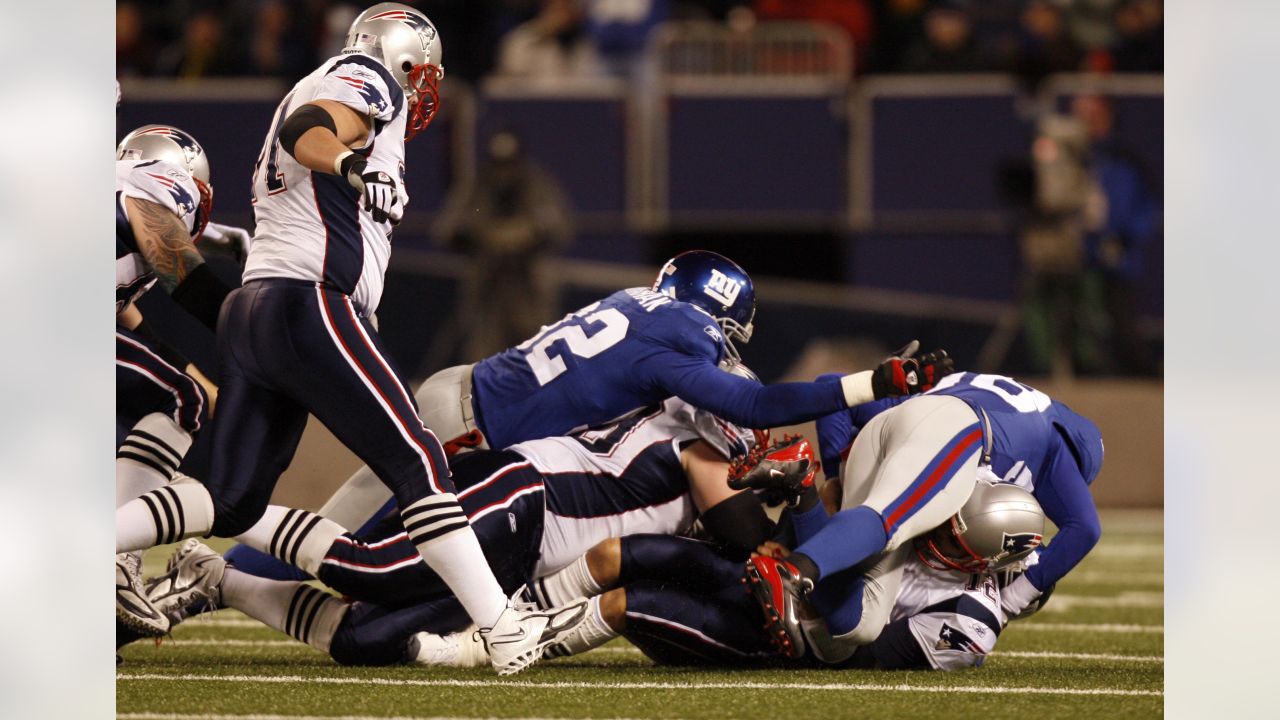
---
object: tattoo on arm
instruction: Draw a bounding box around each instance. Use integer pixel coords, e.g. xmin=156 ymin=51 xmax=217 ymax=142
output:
xmin=128 ymin=197 xmax=204 ymax=294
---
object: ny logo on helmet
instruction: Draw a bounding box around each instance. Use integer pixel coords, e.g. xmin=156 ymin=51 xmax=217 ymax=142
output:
xmin=704 ymin=268 xmax=742 ymax=308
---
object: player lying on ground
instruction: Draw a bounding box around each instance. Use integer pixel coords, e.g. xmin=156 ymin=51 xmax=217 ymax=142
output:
xmin=114 ymin=124 xmax=252 ymax=636
xmin=745 ymin=372 xmax=1103 ymax=653
xmin=226 ymin=250 xmax=955 ymax=570
xmin=408 ymin=477 xmax=1046 ymax=671
xmin=139 ymin=395 xmax=779 ymax=664
xmin=116 ymin=3 xmax=587 ymax=675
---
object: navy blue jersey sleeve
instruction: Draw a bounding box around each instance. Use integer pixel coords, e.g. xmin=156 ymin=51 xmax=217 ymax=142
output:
xmin=1026 ymin=447 xmax=1102 ymax=590
xmin=644 ymin=349 xmax=848 ymax=429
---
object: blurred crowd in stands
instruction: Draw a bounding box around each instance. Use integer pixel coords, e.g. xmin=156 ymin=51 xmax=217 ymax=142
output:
xmin=118 ymin=0 xmax=1163 ymax=85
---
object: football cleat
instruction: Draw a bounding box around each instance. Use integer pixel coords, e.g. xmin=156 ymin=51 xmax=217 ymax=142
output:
xmin=145 ymin=539 xmax=226 ymax=626
xmin=743 ymin=556 xmax=813 ymax=659
xmin=481 ymin=596 xmax=590 ymax=676
xmin=409 ymin=625 xmax=488 ymax=668
xmin=116 ymin=553 xmax=170 ymax=637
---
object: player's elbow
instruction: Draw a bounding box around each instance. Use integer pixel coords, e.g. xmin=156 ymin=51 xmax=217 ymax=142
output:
xmin=1079 ymin=515 xmax=1102 ymax=550
xmin=280 ymin=103 xmax=338 ymax=159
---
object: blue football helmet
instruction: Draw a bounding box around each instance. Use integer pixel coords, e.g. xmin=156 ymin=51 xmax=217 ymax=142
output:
xmin=653 ymin=250 xmax=756 ymax=364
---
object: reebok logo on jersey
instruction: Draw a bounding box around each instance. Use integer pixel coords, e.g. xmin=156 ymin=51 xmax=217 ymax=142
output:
xmin=703 ymin=325 xmax=723 ymax=343
xmin=935 ymin=622 xmax=985 ymax=654
xmin=703 ymin=269 xmax=742 ymax=308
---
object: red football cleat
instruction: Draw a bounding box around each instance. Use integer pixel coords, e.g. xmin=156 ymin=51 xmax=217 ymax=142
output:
xmin=742 ymin=555 xmax=813 ymax=659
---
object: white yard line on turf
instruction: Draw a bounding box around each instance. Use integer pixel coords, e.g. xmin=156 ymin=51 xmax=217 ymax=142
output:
xmin=1041 ymin=592 xmax=1163 ymax=611
xmin=995 ymin=651 xmax=1162 ymax=663
xmin=115 ymin=673 xmax=1162 ymax=697
xmin=1063 ymin=571 xmax=1164 ymax=586
xmin=1016 ymin=623 xmax=1163 ymax=633
xmin=118 ymin=715 xmax=653 ymax=720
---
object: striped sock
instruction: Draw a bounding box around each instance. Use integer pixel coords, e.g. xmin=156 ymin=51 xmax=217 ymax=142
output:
xmin=528 ymin=554 xmax=602 ymax=609
xmin=233 ymin=506 xmax=345 ymax=576
xmin=116 ymin=476 xmax=214 ymax=553
xmin=221 ymin=569 xmax=348 ymax=654
xmin=401 ymin=494 xmax=506 ymax=628
xmin=116 ymin=413 xmax=192 ymax=507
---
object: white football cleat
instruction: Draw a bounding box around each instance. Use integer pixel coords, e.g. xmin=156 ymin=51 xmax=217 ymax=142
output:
xmin=116 ymin=553 xmax=169 ymax=637
xmin=145 ymin=539 xmax=226 ymax=625
xmin=481 ymin=597 xmax=589 ymax=676
xmin=409 ymin=625 xmax=488 ymax=668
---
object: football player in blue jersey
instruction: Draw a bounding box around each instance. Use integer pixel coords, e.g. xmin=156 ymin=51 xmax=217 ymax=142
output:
xmin=744 ymin=372 xmax=1102 ymax=652
xmin=237 ymin=249 xmax=956 ymax=569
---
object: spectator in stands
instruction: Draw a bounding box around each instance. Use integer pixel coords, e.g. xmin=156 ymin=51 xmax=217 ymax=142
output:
xmin=900 ymin=1 xmax=992 ymax=74
xmin=433 ymin=130 xmax=573 ymax=361
xmin=496 ymin=0 xmax=607 ymax=78
xmin=586 ymin=0 xmax=669 ymax=77
xmin=1074 ymin=94 xmax=1160 ymax=375
xmin=154 ymin=8 xmax=242 ymax=78
xmin=1109 ymin=0 xmax=1163 ymax=72
xmin=244 ymin=0 xmax=319 ymax=81
xmin=1011 ymin=0 xmax=1085 ymax=92
xmin=867 ymin=0 xmax=927 ymax=73
xmin=117 ymin=1 xmax=157 ymax=76
xmin=754 ymin=0 xmax=873 ymax=73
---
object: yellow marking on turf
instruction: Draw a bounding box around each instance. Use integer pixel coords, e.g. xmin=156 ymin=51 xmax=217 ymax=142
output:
xmin=119 ymin=715 xmax=654 ymax=720
xmin=116 ymin=673 xmax=1162 ymax=697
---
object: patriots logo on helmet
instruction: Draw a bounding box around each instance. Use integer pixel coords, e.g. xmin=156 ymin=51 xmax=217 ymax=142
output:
xmin=336 ymin=75 xmax=389 ymax=114
xmin=1001 ymin=531 xmax=1044 ymax=557
xmin=135 ymin=126 xmax=202 ymax=157
xmin=145 ymin=172 xmax=196 ymax=216
xmin=368 ymin=9 xmax=436 ymax=47
xmin=935 ymin=622 xmax=987 ymax=655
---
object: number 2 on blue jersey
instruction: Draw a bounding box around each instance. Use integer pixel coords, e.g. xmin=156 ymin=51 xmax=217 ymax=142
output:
xmin=518 ymin=301 xmax=630 ymax=385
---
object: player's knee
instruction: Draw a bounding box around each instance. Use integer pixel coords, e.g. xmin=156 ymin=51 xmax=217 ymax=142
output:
xmin=586 ymin=538 xmax=621 ymax=588
xmin=209 ymin=500 xmax=267 ymax=538
xmin=599 ymin=589 xmax=627 ymax=633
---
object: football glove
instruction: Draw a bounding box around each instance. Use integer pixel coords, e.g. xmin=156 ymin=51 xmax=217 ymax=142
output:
xmin=871 ymin=342 xmax=956 ymax=398
xmin=996 ymin=570 xmax=1054 ymax=621
xmin=338 ymin=151 xmax=403 ymax=225
xmin=727 ymin=435 xmax=817 ymax=507
xmin=200 ymin=222 xmax=252 ymax=264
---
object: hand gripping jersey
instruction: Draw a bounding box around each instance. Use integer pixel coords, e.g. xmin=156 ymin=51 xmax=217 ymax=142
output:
xmin=243 ymin=52 xmax=408 ymax=317
xmin=471 ymin=288 xmax=727 ymax=449
xmin=115 ymin=159 xmax=201 ymax=313
xmin=510 ymin=396 xmax=753 ymax=576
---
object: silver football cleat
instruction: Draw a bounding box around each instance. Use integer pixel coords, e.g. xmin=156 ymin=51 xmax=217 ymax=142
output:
xmin=116 ymin=552 xmax=170 ymax=637
xmin=145 ymin=539 xmax=226 ymax=626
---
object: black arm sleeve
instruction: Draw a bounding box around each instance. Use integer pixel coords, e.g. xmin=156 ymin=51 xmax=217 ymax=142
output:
xmin=697 ymin=492 xmax=772 ymax=557
xmin=651 ymin=350 xmax=849 ymax=428
xmin=279 ymin=103 xmax=338 ymax=158
xmin=171 ymin=263 xmax=232 ymax=332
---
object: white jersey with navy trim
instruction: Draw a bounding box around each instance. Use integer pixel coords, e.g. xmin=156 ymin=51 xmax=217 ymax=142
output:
xmin=511 ymin=397 xmax=753 ymax=577
xmin=115 ymin=159 xmax=201 ymax=313
xmin=891 ymin=559 xmax=1005 ymax=670
xmin=243 ymin=51 xmax=408 ymax=317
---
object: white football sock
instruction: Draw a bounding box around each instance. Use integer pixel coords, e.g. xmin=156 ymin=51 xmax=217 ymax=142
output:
xmin=116 ymin=413 xmax=193 ymax=507
xmin=221 ymin=568 xmax=348 ymax=653
xmin=543 ymin=595 xmax=617 ymax=658
xmin=116 ymin=476 xmax=214 ymax=553
xmin=529 ymin=555 xmax=602 ymax=609
xmin=400 ymin=495 xmax=506 ymax=628
xmin=233 ymin=506 xmax=345 ymax=576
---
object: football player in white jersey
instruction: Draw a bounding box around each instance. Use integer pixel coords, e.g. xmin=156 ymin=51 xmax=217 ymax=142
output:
xmin=136 ymin=394 xmax=772 ymax=666
xmin=115 ymin=124 xmax=250 ymax=636
xmin=114 ymin=3 xmax=584 ymax=675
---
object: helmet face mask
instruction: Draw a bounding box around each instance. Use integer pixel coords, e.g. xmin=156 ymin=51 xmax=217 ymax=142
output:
xmin=345 ymin=3 xmax=444 ymax=141
xmin=914 ymin=481 xmax=1046 ymax=574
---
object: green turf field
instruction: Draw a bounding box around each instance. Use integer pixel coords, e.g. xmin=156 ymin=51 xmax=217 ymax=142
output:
xmin=117 ymin=509 xmax=1163 ymax=719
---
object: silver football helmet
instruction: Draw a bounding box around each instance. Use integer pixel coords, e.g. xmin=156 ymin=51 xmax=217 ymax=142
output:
xmin=916 ymin=481 xmax=1045 ymax=573
xmin=344 ymin=2 xmax=444 ymax=140
xmin=116 ymin=124 xmax=213 ymax=238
